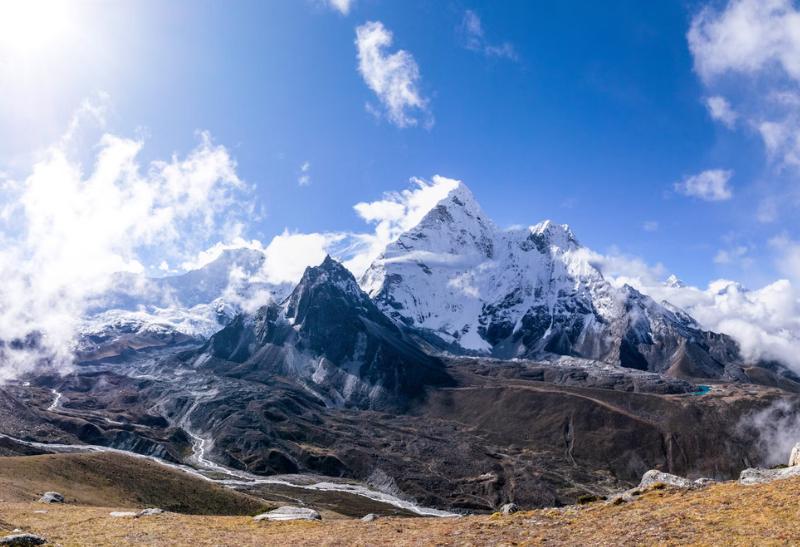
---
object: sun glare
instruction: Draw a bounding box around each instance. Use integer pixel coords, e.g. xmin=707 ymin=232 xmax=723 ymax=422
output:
xmin=0 ymin=0 xmax=76 ymax=54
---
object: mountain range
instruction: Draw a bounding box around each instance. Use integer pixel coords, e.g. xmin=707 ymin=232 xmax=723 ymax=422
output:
xmin=87 ymin=181 xmax=747 ymax=385
xmin=10 ymin=180 xmax=797 ymax=513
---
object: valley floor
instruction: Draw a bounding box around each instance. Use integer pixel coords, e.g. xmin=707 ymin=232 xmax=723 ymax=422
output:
xmin=2 ymin=475 xmax=799 ymax=545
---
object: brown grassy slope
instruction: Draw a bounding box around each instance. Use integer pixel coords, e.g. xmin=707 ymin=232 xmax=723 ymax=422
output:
xmin=0 ymin=452 xmax=271 ymax=515
xmin=2 ymin=475 xmax=800 ymax=545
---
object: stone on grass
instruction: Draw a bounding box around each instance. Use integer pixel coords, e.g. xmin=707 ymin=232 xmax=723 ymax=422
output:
xmin=638 ymin=470 xmax=696 ymax=490
xmin=37 ymin=492 xmax=64 ymax=504
xmin=501 ymin=503 xmax=519 ymax=515
xmin=0 ymin=533 xmax=46 ymax=546
xmin=361 ymin=513 xmax=379 ymax=522
xmin=109 ymin=511 xmax=139 ymax=518
xmin=739 ymin=466 xmax=800 ymax=485
xmin=137 ymin=508 xmax=164 ymax=517
xmin=789 ymin=442 xmax=800 ymax=467
xmin=254 ymin=506 xmax=321 ymax=522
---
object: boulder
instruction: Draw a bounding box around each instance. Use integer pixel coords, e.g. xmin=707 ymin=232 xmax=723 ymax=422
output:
xmin=137 ymin=508 xmax=164 ymax=517
xmin=789 ymin=443 xmax=800 ymax=467
xmin=37 ymin=491 xmax=64 ymax=504
xmin=361 ymin=513 xmax=379 ymax=522
xmin=739 ymin=466 xmax=800 ymax=485
xmin=253 ymin=506 xmax=321 ymax=522
xmin=0 ymin=534 xmax=46 ymax=546
xmin=109 ymin=511 xmax=139 ymax=518
xmin=638 ymin=470 xmax=696 ymax=490
xmin=500 ymin=503 xmax=519 ymax=515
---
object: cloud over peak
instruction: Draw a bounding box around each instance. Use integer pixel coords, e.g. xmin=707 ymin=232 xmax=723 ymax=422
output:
xmin=355 ymin=21 xmax=431 ymax=128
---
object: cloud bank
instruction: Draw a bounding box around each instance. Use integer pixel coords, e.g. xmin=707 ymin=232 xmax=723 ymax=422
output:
xmin=0 ymin=106 xmax=249 ymax=380
xmin=592 ymin=248 xmax=800 ymax=372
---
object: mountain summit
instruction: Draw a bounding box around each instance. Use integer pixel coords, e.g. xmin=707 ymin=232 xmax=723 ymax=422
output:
xmin=361 ymin=181 xmax=742 ymax=378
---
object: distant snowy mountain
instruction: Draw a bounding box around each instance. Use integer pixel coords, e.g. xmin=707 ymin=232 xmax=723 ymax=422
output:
xmin=77 ymin=248 xmax=289 ymax=360
xmin=361 ymin=182 xmax=742 ymax=378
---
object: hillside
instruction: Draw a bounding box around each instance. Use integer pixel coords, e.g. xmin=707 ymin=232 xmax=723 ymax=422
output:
xmin=0 ymin=452 xmax=270 ymax=515
xmin=2 ymin=475 xmax=800 ymax=545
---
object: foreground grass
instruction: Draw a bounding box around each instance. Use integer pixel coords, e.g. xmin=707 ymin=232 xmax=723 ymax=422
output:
xmin=2 ymin=475 xmax=800 ymax=545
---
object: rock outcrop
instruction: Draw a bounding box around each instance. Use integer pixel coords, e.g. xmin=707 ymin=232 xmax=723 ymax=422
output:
xmin=638 ymin=470 xmax=701 ymax=490
xmin=738 ymin=440 xmax=800 ymax=485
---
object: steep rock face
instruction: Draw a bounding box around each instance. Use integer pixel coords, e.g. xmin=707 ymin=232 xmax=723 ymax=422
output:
xmin=362 ymin=182 xmax=741 ymax=378
xmin=197 ymin=256 xmax=451 ymax=409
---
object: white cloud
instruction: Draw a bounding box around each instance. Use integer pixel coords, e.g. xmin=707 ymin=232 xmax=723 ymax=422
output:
xmin=178 ymin=176 xmax=461 ymax=294
xmin=705 ymin=95 xmax=738 ymax=128
xmin=346 ymin=175 xmax=460 ymax=275
xmin=325 ymin=0 xmax=353 ymax=15
xmin=298 ymin=160 xmax=311 ymax=186
xmin=688 ymin=0 xmax=800 ymax=83
xmin=355 ymin=21 xmax=431 ymax=128
xmin=674 ymin=169 xmax=734 ymax=201
xmin=262 ymin=230 xmax=346 ymax=284
xmin=642 ymin=220 xmax=659 ymax=232
xmin=0 ymin=99 xmax=249 ymax=381
xmin=460 ymin=10 xmax=518 ymax=61
xmin=689 ymin=1 xmax=800 ymax=170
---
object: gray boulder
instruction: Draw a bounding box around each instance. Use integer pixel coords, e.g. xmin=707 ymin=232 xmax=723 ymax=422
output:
xmin=501 ymin=503 xmax=519 ymax=515
xmin=137 ymin=508 xmax=164 ymax=517
xmin=0 ymin=534 xmax=46 ymax=546
xmin=361 ymin=513 xmax=379 ymax=522
xmin=254 ymin=506 xmax=321 ymax=522
xmin=638 ymin=470 xmax=696 ymax=490
xmin=739 ymin=466 xmax=800 ymax=485
xmin=109 ymin=511 xmax=139 ymax=518
xmin=37 ymin=491 xmax=64 ymax=504
xmin=789 ymin=442 xmax=800 ymax=467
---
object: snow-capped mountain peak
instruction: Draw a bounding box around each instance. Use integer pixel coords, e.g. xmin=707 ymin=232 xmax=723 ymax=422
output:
xmin=528 ymin=219 xmax=579 ymax=251
xmin=362 ymin=181 xmax=740 ymax=376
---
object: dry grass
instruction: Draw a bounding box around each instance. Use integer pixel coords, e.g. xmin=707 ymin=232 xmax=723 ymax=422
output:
xmin=1 ymin=475 xmax=800 ymax=545
xmin=0 ymin=452 xmax=270 ymax=516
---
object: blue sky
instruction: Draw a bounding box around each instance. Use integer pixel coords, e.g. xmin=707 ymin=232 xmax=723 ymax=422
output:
xmin=1 ymin=0 xmax=798 ymax=289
